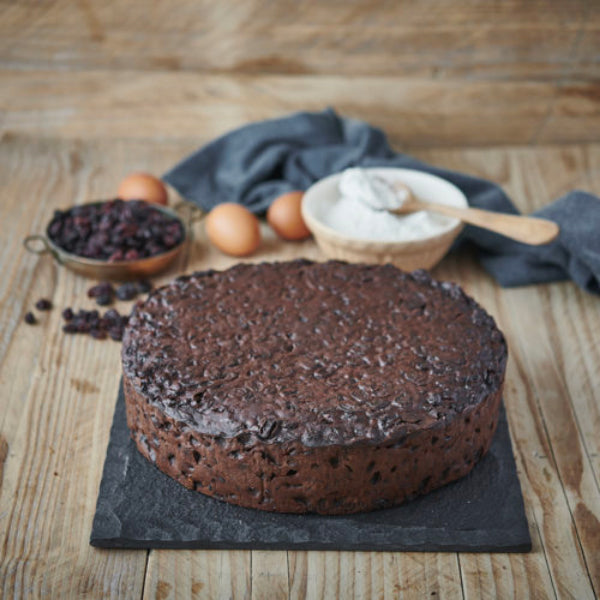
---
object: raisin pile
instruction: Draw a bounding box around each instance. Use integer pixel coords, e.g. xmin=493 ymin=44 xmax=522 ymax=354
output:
xmin=47 ymin=199 xmax=184 ymax=261
xmin=87 ymin=280 xmax=153 ymax=306
xmin=23 ymin=277 xmax=154 ymax=341
xmin=62 ymin=308 xmax=129 ymax=341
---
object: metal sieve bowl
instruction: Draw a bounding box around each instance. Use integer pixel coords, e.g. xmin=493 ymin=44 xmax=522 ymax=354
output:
xmin=23 ymin=200 xmax=203 ymax=280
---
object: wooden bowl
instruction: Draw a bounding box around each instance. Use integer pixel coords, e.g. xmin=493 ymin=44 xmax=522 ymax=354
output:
xmin=301 ymin=168 xmax=467 ymax=271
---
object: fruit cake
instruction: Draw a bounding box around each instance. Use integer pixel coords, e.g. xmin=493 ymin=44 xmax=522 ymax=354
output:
xmin=122 ymin=260 xmax=507 ymax=514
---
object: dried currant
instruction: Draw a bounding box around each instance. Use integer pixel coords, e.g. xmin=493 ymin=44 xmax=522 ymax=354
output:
xmin=116 ymin=282 xmax=138 ymax=301
xmin=35 ymin=298 xmax=52 ymax=311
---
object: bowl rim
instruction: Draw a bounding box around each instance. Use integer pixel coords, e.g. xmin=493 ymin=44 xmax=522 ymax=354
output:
xmin=301 ymin=167 xmax=467 ymax=246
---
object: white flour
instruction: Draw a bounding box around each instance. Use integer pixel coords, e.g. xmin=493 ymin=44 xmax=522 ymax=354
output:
xmin=323 ymin=168 xmax=454 ymax=242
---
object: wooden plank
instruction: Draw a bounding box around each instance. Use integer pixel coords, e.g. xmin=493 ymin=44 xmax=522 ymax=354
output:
xmin=500 ymin=143 xmax=600 ymax=483
xmin=571 ymin=24 xmax=600 ymax=80
xmin=142 ymin=550 xmax=251 ymax=599
xmin=0 ymin=139 xmax=175 ymax=599
xmin=504 ymin=284 xmax=600 ymax=596
xmin=542 ymin=284 xmax=600 ymax=481
xmin=537 ymin=84 xmax=600 ymax=145
xmin=420 ymin=146 xmax=600 ymax=599
xmin=251 ymin=551 xmax=289 ymax=600
xmin=2 ymin=70 xmax=600 ymax=148
xmin=0 ymin=0 xmax=597 ymax=81
xmin=499 ymin=148 xmax=600 ymax=594
xmin=497 ymin=289 xmax=598 ymax=599
xmin=457 ymin=518 xmax=555 ymax=600
xmin=433 ymin=256 xmax=594 ymax=600
xmin=0 ymin=140 xmax=149 ymax=598
xmin=0 ymin=262 xmax=149 ymax=598
xmin=288 ymin=551 xmax=463 ymax=599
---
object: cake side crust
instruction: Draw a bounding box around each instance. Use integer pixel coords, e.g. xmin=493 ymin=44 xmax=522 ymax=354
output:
xmin=124 ymin=374 xmax=503 ymax=515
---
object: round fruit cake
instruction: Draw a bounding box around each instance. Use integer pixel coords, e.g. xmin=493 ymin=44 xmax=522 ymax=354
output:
xmin=122 ymin=260 xmax=507 ymax=514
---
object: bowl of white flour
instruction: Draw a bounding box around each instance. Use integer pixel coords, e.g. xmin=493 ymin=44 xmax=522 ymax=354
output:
xmin=301 ymin=168 xmax=467 ymax=270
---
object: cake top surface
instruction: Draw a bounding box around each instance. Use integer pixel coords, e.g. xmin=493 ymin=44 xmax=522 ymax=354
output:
xmin=122 ymin=260 xmax=507 ymax=446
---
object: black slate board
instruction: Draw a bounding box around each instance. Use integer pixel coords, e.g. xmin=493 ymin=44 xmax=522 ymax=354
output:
xmin=90 ymin=383 xmax=531 ymax=552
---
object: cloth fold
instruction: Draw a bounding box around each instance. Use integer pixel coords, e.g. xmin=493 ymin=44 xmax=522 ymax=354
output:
xmin=164 ymin=108 xmax=600 ymax=294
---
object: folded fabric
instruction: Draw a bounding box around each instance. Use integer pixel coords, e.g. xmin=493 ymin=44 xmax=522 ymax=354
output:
xmin=163 ymin=108 xmax=600 ymax=294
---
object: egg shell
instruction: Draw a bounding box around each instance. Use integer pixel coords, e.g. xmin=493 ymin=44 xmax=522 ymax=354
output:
xmin=117 ymin=173 xmax=169 ymax=206
xmin=205 ymin=203 xmax=261 ymax=257
xmin=267 ymin=191 xmax=311 ymax=241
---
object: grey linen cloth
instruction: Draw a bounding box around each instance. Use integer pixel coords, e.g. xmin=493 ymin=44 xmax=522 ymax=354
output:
xmin=164 ymin=108 xmax=600 ymax=294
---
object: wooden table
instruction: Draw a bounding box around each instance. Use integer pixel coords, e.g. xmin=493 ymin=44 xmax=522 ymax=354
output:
xmin=1 ymin=2 xmax=600 ymax=598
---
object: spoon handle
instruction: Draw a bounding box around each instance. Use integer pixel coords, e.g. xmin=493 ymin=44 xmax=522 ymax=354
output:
xmin=408 ymin=202 xmax=560 ymax=246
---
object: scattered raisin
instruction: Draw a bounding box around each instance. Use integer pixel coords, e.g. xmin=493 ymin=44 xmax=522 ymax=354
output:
xmin=35 ymin=298 xmax=52 ymax=311
xmin=86 ymin=309 xmax=100 ymax=323
xmin=104 ymin=308 xmax=120 ymax=321
xmin=59 ymin=307 xmax=129 ymax=342
xmin=108 ymin=328 xmax=123 ymax=341
xmin=88 ymin=282 xmax=114 ymax=299
xmin=95 ymin=293 xmax=112 ymax=306
xmin=136 ymin=279 xmax=153 ymax=294
xmin=116 ymin=282 xmax=138 ymax=301
xmin=24 ymin=312 xmax=36 ymax=325
xmin=62 ymin=307 xmax=74 ymax=321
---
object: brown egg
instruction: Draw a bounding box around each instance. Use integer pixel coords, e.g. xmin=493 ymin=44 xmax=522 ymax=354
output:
xmin=117 ymin=172 xmax=169 ymax=206
xmin=205 ymin=203 xmax=261 ymax=257
xmin=267 ymin=191 xmax=311 ymax=241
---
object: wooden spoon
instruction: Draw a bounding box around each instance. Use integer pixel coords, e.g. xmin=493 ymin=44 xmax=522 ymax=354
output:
xmin=386 ymin=183 xmax=560 ymax=246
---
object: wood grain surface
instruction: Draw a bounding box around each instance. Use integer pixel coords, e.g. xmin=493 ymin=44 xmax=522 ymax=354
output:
xmin=2 ymin=69 xmax=600 ymax=149
xmin=1 ymin=1 xmax=600 ymax=598
xmin=1 ymin=0 xmax=598 ymax=80
xmin=1 ymin=0 xmax=600 ymax=148
xmin=1 ymin=136 xmax=599 ymax=600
